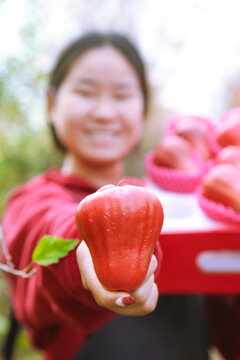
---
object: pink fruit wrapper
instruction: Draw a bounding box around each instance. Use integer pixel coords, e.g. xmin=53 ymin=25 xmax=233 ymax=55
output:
xmin=144 ymin=152 xmax=206 ymax=193
xmin=197 ymin=189 xmax=240 ymax=225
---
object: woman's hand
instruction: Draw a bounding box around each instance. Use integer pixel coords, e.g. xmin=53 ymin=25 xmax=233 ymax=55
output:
xmin=76 ymin=241 xmax=159 ymax=316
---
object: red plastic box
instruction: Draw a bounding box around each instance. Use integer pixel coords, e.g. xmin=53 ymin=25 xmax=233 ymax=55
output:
xmin=147 ymin=182 xmax=240 ymax=294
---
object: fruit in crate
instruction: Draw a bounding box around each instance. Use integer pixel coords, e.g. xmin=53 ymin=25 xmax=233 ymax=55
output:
xmin=201 ymin=164 xmax=240 ymax=212
xmin=215 ymin=146 xmax=240 ymax=169
xmin=153 ymin=135 xmax=199 ymax=173
xmin=216 ymin=114 xmax=240 ymax=147
xmin=174 ymin=116 xmax=211 ymax=160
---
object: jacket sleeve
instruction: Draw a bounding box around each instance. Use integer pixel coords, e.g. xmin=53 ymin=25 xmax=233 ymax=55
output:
xmin=2 ymin=180 xmax=114 ymax=335
xmin=2 ymin=177 xmax=163 ymax=336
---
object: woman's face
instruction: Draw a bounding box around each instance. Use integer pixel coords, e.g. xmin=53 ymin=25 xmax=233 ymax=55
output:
xmin=48 ymin=46 xmax=145 ymax=166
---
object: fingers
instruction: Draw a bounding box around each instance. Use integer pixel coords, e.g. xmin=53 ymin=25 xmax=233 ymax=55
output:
xmin=140 ymin=282 xmax=159 ymax=314
xmin=77 ymin=241 xmax=132 ymax=308
xmin=76 ymin=241 xmax=94 ymax=290
xmin=113 ymin=282 xmax=159 ymax=316
xmin=77 ymin=243 xmax=159 ymax=316
xmin=144 ymin=254 xmax=158 ymax=282
xmin=125 ymin=255 xmax=157 ymax=307
xmin=125 ymin=255 xmax=159 ymax=315
xmin=112 ymin=255 xmax=159 ymax=316
xmin=132 ymin=274 xmax=155 ymax=304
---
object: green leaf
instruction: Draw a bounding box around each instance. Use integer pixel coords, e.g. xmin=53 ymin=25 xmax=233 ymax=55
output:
xmin=0 ymin=315 xmax=8 ymax=334
xmin=32 ymin=235 xmax=80 ymax=266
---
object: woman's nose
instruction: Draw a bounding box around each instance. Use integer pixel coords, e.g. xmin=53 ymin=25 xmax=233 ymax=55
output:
xmin=91 ymin=97 xmax=116 ymax=122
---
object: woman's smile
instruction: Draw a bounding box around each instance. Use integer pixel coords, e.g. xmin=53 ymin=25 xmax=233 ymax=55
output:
xmin=84 ymin=127 xmax=121 ymax=145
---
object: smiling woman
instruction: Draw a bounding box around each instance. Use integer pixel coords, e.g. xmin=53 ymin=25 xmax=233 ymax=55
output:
xmin=1 ymin=32 xmax=159 ymax=360
xmin=46 ymin=32 xmax=148 ymax=189
xmin=48 ymin=46 xmax=144 ymax=179
xmin=1 ymin=31 xmax=210 ymax=360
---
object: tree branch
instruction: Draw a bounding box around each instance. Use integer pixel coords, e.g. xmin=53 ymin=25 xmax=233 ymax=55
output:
xmin=0 ymin=263 xmax=37 ymax=278
xmin=0 ymin=228 xmax=37 ymax=278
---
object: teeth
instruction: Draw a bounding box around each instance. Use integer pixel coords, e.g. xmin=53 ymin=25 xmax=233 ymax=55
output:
xmin=86 ymin=129 xmax=119 ymax=137
xmin=91 ymin=134 xmax=117 ymax=141
xmin=92 ymin=131 xmax=115 ymax=135
xmin=85 ymin=130 xmax=119 ymax=143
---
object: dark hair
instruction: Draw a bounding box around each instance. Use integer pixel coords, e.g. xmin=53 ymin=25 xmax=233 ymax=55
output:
xmin=48 ymin=31 xmax=149 ymax=152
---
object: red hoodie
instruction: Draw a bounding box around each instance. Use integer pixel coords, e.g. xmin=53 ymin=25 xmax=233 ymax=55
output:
xmin=1 ymin=168 xmax=162 ymax=360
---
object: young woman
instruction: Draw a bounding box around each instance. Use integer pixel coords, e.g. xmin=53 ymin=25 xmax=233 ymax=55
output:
xmin=2 ymin=32 xmax=209 ymax=360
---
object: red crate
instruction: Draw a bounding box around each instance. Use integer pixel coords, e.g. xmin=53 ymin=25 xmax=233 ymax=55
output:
xmin=147 ymin=182 xmax=240 ymax=294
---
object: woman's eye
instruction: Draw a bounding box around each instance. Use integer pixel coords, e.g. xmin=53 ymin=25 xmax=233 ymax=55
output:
xmin=114 ymin=93 xmax=131 ymax=100
xmin=74 ymin=89 xmax=95 ymax=97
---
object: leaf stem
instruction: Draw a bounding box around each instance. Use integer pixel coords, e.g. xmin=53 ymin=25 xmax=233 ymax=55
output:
xmin=0 ymin=263 xmax=37 ymax=278
xmin=23 ymin=260 xmax=34 ymax=273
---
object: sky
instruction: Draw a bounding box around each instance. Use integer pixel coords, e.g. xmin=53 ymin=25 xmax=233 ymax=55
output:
xmin=159 ymin=0 xmax=240 ymax=118
xmin=1 ymin=0 xmax=240 ymax=121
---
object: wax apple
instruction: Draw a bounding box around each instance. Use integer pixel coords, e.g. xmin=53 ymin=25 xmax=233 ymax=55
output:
xmin=201 ymin=164 xmax=240 ymax=212
xmin=153 ymin=135 xmax=199 ymax=173
xmin=75 ymin=180 xmax=164 ymax=291
xmin=216 ymin=115 xmax=240 ymax=147
xmin=174 ymin=116 xmax=211 ymax=160
xmin=215 ymin=146 xmax=240 ymax=169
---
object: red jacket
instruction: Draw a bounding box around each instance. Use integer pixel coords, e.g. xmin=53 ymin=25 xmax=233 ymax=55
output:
xmin=1 ymin=168 xmax=162 ymax=360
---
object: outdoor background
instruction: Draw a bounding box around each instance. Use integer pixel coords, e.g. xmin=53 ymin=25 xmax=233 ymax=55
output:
xmin=1 ymin=0 xmax=240 ymax=358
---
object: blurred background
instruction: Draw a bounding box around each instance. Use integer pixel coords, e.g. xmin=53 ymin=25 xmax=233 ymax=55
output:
xmin=1 ymin=0 xmax=240 ymax=358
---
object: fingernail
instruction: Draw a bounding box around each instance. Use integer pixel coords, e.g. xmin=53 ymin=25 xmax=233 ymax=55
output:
xmin=116 ymin=296 xmax=136 ymax=307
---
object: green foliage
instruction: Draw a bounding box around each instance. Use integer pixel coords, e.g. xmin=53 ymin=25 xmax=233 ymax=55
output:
xmin=0 ymin=273 xmax=9 ymax=336
xmin=32 ymin=235 xmax=80 ymax=266
xmin=0 ymin=3 xmax=61 ymax=213
xmin=0 ymin=128 xmax=63 ymax=215
xmin=0 ymin=127 xmax=63 ymax=356
xmin=14 ymin=330 xmax=43 ymax=359
xmin=0 ymin=7 xmax=65 ymax=357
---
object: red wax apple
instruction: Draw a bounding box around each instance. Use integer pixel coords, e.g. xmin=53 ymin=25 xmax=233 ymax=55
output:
xmin=216 ymin=115 xmax=240 ymax=147
xmin=75 ymin=180 xmax=164 ymax=291
xmin=153 ymin=135 xmax=199 ymax=173
xmin=174 ymin=116 xmax=211 ymax=160
xmin=201 ymin=164 xmax=240 ymax=212
xmin=215 ymin=146 xmax=240 ymax=169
